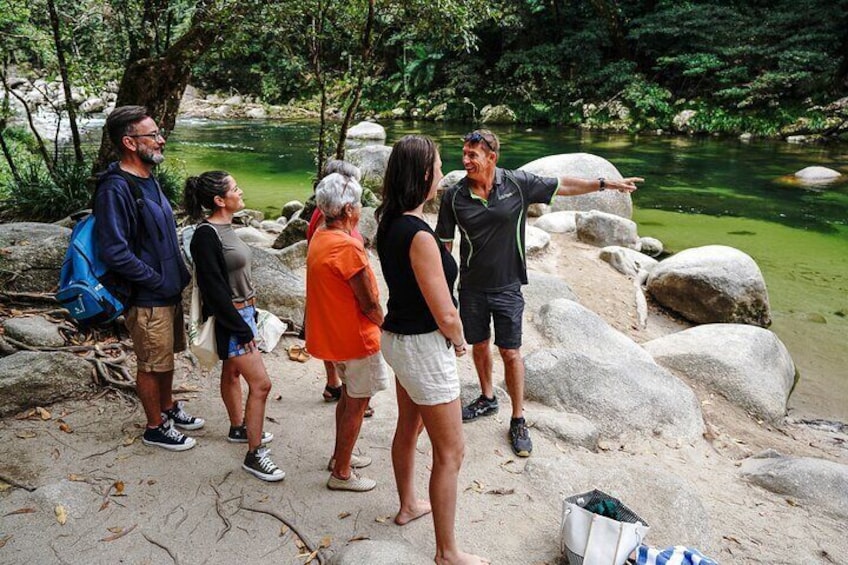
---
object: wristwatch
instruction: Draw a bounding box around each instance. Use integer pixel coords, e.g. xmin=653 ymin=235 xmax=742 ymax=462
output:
xmin=598 ymin=177 xmax=606 ymax=191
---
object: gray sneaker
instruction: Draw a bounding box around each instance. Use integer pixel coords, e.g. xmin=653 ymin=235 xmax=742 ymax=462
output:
xmin=462 ymin=394 xmax=499 ymax=422
xmin=509 ymin=419 xmax=533 ymax=457
xmin=242 ymin=447 xmax=285 ymax=482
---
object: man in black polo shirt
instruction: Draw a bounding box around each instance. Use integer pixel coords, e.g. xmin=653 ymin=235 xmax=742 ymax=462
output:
xmin=436 ymin=129 xmax=642 ymax=456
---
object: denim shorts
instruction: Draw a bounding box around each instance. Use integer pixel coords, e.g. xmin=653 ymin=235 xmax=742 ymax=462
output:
xmin=459 ymin=287 xmax=524 ymax=349
xmin=227 ymin=304 xmax=258 ymax=358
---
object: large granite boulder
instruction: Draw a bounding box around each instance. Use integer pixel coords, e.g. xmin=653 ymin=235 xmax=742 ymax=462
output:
xmin=525 ymin=225 xmax=551 ymax=255
xmin=794 ymin=166 xmax=841 ymax=182
xmin=644 ymin=324 xmax=796 ymax=422
xmin=647 ymin=245 xmax=771 ymax=327
xmin=599 ymin=246 xmax=658 ymax=278
xmin=0 ymin=351 xmax=93 ymax=416
xmin=575 ymin=211 xmax=640 ymax=249
xmin=280 ymin=200 xmax=304 ymax=220
xmin=2 ymin=316 xmax=65 ymax=348
xmin=520 ymin=154 xmax=633 ymax=218
xmin=0 ymin=223 xmax=71 ymax=293
xmin=357 ymin=207 xmax=378 ymax=248
xmin=480 ymin=104 xmax=517 ymax=124
xmin=523 ymin=271 xmax=579 ymax=315
xmin=424 ymin=170 xmax=467 ymax=214
xmin=267 ymin=240 xmax=308 ymax=270
xmin=346 ymin=121 xmax=387 ymax=141
xmin=526 ymin=299 xmax=703 ymax=440
xmin=533 ymin=211 xmax=577 ymax=234
xmin=741 ymin=452 xmax=848 ymax=519
xmin=347 ymin=145 xmax=392 ymax=190
xmin=250 ymin=247 xmax=305 ymax=320
xmin=235 ymin=226 xmax=274 ymax=247
xmin=272 ymin=218 xmax=308 ymax=249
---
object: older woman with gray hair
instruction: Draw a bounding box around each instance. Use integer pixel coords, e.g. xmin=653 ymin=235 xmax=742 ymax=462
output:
xmin=305 ymin=172 xmax=388 ymax=492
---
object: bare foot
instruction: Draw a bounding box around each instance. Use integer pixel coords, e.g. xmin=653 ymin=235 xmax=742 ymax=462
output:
xmin=395 ymin=498 xmax=432 ymax=525
xmin=434 ymin=551 xmax=490 ymax=565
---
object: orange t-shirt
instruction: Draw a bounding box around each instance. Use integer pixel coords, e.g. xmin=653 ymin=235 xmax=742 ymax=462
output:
xmin=305 ymin=229 xmax=381 ymax=361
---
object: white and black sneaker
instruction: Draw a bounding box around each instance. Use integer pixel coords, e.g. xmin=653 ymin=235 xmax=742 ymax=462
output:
xmin=165 ymin=400 xmax=205 ymax=430
xmin=242 ymin=447 xmax=285 ymax=482
xmin=228 ymin=425 xmax=273 ymax=445
xmin=142 ymin=418 xmax=196 ymax=451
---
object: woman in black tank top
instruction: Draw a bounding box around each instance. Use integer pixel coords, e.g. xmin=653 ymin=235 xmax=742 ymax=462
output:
xmin=376 ymin=136 xmax=489 ymax=565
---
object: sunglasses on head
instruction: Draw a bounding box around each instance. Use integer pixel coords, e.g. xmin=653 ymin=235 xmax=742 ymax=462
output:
xmin=463 ymin=132 xmax=494 ymax=152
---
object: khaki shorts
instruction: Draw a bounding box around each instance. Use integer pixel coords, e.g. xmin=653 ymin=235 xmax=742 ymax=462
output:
xmin=333 ymin=351 xmax=389 ymax=399
xmin=381 ymin=330 xmax=460 ymax=406
xmin=126 ymin=303 xmax=186 ymax=373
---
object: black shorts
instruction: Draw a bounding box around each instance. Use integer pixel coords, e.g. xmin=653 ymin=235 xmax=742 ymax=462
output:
xmin=459 ymin=287 xmax=524 ymax=350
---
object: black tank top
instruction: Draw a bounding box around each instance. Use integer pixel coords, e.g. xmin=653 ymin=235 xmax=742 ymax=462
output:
xmin=378 ymin=215 xmax=458 ymax=335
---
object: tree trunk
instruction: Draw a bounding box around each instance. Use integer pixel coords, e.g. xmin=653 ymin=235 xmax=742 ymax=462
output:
xmin=334 ymin=0 xmax=375 ymax=161
xmin=47 ymin=0 xmax=84 ymax=164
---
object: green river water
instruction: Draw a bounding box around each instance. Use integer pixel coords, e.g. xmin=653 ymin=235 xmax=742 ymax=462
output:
xmin=165 ymin=119 xmax=848 ymax=421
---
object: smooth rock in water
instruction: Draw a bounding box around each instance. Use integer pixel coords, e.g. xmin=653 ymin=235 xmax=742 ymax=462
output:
xmin=786 ymin=135 xmax=807 ymax=144
xmin=672 ymin=109 xmax=698 ymax=132
xmin=647 ymin=245 xmax=771 ymax=327
xmin=599 ymin=246 xmax=658 ymax=278
xmin=272 ymin=219 xmax=308 ymax=249
xmin=281 ymin=200 xmax=304 ymax=220
xmin=527 ymin=299 xmax=703 ymax=440
xmin=739 ymin=132 xmax=753 ymax=141
xmin=0 ymin=222 xmax=71 ymax=293
xmin=526 ymin=225 xmax=550 ymax=255
xmin=268 ymin=240 xmax=308 ymax=271
xmin=245 ymin=106 xmax=266 ymax=119
xmin=741 ymin=453 xmax=848 ymax=519
xmin=576 ymin=210 xmax=640 ymax=249
xmin=644 ymin=324 xmax=796 ymax=423
xmin=639 ymin=236 xmax=664 ymax=257
xmin=0 ymin=351 xmax=93 ymax=417
xmin=794 ymin=166 xmax=841 ymax=181
xmin=523 ymin=271 xmax=578 ymax=315
xmin=480 ymin=104 xmax=517 ymax=124
xmin=347 ymin=145 xmax=392 ymax=190
xmin=259 ymin=220 xmax=283 ymax=234
xmin=235 ymin=226 xmax=274 ymax=246
xmin=533 ymin=211 xmax=577 ymax=234
xmin=223 ymin=95 xmax=242 ymax=105
xmin=3 ymin=316 xmax=65 ymax=348
xmin=328 ymin=540 xmax=431 ymax=565
xmin=250 ymin=248 xmax=305 ymax=320
xmin=346 ymin=121 xmax=387 ymax=141
xmin=532 ymin=411 xmax=599 ymax=451
xmin=520 ymin=154 xmax=633 ymax=218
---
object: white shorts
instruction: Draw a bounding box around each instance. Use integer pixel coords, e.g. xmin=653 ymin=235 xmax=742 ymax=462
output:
xmin=382 ymin=330 xmax=460 ymax=406
xmin=333 ymin=351 xmax=389 ymax=399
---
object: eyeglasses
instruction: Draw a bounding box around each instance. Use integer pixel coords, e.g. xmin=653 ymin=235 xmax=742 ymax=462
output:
xmin=463 ymin=132 xmax=495 ymax=152
xmin=126 ymin=129 xmax=168 ymax=141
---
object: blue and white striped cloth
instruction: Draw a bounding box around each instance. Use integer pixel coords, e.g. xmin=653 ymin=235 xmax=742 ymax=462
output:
xmin=635 ymin=545 xmax=718 ymax=565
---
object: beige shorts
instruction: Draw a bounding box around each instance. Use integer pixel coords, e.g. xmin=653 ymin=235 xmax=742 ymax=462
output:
xmin=381 ymin=330 xmax=460 ymax=406
xmin=125 ymin=303 xmax=186 ymax=373
xmin=333 ymin=351 xmax=389 ymax=399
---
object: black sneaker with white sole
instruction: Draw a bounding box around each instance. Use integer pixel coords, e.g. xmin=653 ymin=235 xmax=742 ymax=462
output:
xmin=462 ymin=394 xmax=499 ymax=422
xmin=242 ymin=447 xmax=285 ymax=482
xmin=228 ymin=425 xmax=273 ymax=444
xmin=165 ymin=400 xmax=205 ymax=430
xmin=142 ymin=418 xmax=196 ymax=451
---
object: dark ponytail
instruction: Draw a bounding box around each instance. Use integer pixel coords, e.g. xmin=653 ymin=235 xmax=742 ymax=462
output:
xmin=182 ymin=170 xmax=231 ymax=220
xmin=376 ymin=135 xmax=436 ymax=241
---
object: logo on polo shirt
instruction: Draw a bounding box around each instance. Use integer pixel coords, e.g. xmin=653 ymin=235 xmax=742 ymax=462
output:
xmin=500 ymin=190 xmax=516 ymax=199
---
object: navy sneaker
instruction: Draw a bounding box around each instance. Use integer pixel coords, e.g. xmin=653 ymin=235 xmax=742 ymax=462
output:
xmin=142 ymin=418 xmax=196 ymax=452
xmin=227 ymin=425 xmax=273 ymax=444
xmin=509 ymin=418 xmax=532 ymax=457
xmin=165 ymin=400 xmax=205 ymax=430
xmin=462 ymin=394 xmax=499 ymax=422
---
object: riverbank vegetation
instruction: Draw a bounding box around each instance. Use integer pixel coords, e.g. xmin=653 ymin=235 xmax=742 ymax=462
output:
xmin=1 ymin=0 xmax=847 ymax=221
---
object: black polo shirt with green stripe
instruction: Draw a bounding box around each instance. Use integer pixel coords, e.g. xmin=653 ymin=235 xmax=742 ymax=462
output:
xmin=436 ymin=168 xmax=558 ymax=292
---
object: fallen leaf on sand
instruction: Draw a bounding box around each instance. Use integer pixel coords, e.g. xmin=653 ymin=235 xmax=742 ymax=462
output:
xmin=100 ymin=524 xmax=136 ymax=542
xmin=15 ymin=431 xmax=37 ymax=439
xmin=467 ymin=480 xmax=485 ymax=493
xmin=36 ymin=407 xmax=51 ymax=420
xmin=486 ymin=488 xmax=515 ymax=496
xmin=294 ymin=539 xmax=306 ymax=550
xmin=112 ymin=481 xmax=125 ymax=495
xmin=68 ymin=474 xmax=87 ymax=482
xmin=319 ymin=536 xmax=331 ymax=548
xmin=15 ymin=408 xmax=37 ymax=420
xmin=122 ymin=436 xmax=136 ymax=446
xmin=0 ymin=535 xmax=12 ymax=548
xmin=4 ymin=507 xmax=36 ymax=516
xmin=107 ymin=526 xmax=124 ymax=533
xmin=280 ymin=525 xmax=289 ymax=536
xmin=58 ymin=422 xmax=73 ymax=433
xmin=55 ymin=505 xmax=67 ymax=525
xmin=0 ymin=481 xmax=10 ymax=492
xmin=348 ymin=535 xmax=369 ymax=542
xmin=337 ymin=511 xmax=351 ymax=519
xmin=99 ymin=500 xmax=110 ymax=511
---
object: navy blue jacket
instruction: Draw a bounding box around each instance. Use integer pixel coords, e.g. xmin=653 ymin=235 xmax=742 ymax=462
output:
xmin=93 ymin=162 xmax=190 ymax=307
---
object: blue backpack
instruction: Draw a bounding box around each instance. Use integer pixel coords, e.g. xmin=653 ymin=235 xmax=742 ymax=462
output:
xmin=56 ymin=171 xmax=143 ymax=325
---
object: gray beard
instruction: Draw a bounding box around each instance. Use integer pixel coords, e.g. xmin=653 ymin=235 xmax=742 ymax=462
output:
xmin=138 ymin=148 xmax=165 ymax=166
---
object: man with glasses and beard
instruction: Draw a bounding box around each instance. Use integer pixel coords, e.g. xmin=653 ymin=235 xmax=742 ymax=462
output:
xmin=95 ymin=105 xmax=198 ymax=451
xmin=435 ymin=129 xmax=643 ymax=457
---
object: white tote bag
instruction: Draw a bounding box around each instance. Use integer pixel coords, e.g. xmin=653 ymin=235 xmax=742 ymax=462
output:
xmin=561 ymin=490 xmax=649 ymax=565
xmin=187 ymin=266 xmax=218 ymax=369
xmin=255 ymin=308 xmax=287 ymax=353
